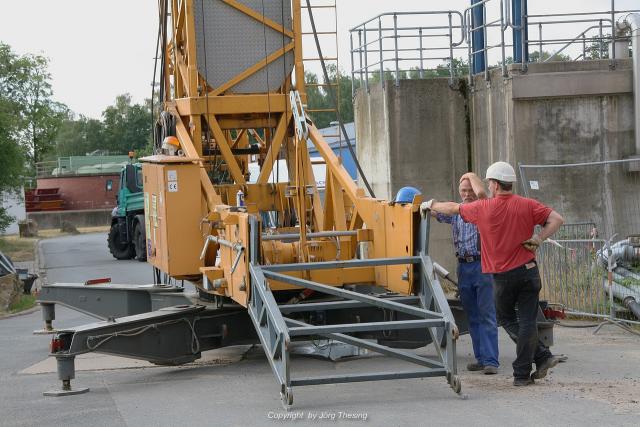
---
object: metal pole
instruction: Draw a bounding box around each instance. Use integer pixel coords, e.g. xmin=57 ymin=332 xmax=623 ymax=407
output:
xmin=500 ymin=0 xmax=507 ymax=77
xmin=582 ymin=34 xmax=587 ymax=60
xmin=363 ymin=24 xmax=369 ymax=92
xmin=448 ymin=12 xmax=454 ymax=83
xmin=521 ymin=0 xmax=528 ymax=71
xmin=358 ymin=30 xmax=364 ymax=89
xmin=262 ymin=230 xmax=357 ymax=241
xmin=350 ymin=32 xmax=355 ymax=98
xmin=607 ymin=241 xmax=615 ymax=321
xmin=518 ymin=163 xmax=531 ymax=198
xmin=599 ymin=20 xmax=604 ymax=58
xmin=378 ymin=18 xmax=384 ymax=88
xmin=538 ymin=23 xmax=543 ymax=61
xmin=467 ymin=11 xmax=473 ymax=86
xmin=393 ymin=13 xmax=400 ymax=86
xmin=471 ymin=0 xmax=486 ymax=74
xmin=419 ymin=28 xmax=424 ymax=78
xmin=512 ymin=0 xmax=521 ymax=63
xmin=611 ymin=0 xmax=616 ymax=63
xmin=483 ymin=4 xmax=489 ymax=81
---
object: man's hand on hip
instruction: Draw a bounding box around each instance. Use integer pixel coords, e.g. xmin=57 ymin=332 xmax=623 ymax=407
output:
xmin=522 ymin=234 xmax=543 ymax=252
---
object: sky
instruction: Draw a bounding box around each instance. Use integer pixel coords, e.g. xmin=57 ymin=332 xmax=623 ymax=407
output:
xmin=0 ymin=0 xmax=637 ymax=119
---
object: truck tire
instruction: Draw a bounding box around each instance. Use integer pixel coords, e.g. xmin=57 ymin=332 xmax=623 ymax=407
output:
xmin=108 ymin=223 xmax=134 ymax=260
xmin=133 ymin=221 xmax=147 ymax=262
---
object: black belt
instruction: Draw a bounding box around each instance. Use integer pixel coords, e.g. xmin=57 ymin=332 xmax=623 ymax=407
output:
xmin=457 ymin=255 xmax=481 ymax=263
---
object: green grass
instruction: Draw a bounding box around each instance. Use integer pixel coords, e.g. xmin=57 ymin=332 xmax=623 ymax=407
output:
xmin=0 ymin=237 xmax=36 ymax=262
xmin=9 ymin=294 xmax=36 ymax=313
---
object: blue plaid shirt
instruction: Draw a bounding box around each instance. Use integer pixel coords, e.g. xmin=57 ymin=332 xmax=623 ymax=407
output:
xmin=436 ymin=213 xmax=480 ymax=257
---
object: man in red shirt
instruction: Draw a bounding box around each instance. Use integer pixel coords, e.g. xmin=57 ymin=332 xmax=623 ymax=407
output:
xmin=421 ymin=161 xmax=564 ymax=386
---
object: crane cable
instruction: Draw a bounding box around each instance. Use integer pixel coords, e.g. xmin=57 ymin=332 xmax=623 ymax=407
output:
xmin=305 ymin=0 xmax=375 ymax=198
xmin=260 ymin=0 xmax=274 ymax=215
xmin=199 ymin=0 xmax=214 ymax=182
xmin=151 ymin=0 xmax=168 ymax=150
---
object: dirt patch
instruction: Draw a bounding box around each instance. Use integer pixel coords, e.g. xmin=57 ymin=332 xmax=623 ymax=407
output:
xmin=460 ymin=371 xmax=640 ymax=414
xmin=1 ymin=226 xmax=110 ymax=262
xmin=556 ymin=379 xmax=640 ymax=414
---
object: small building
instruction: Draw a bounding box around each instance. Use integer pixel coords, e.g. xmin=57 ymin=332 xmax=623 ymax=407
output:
xmin=32 ymin=155 xmax=129 ymax=211
xmin=27 ymin=155 xmax=131 ymax=229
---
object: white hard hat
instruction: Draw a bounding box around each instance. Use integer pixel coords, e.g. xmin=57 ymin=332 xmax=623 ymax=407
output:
xmin=485 ymin=161 xmax=517 ymax=182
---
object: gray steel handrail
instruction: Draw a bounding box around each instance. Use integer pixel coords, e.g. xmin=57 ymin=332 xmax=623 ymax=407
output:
xmin=350 ymin=10 xmax=465 ymax=89
xmin=349 ymin=0 xmax=640 ymax=95
xmin=541 ymin=25 xmax=607 ymax=62
xmin=350 ymin=10 xmax=465 ymax=37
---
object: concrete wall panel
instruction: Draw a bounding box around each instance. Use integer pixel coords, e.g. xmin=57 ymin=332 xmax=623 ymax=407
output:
xmin=355 ymin=78 xmax=470 ymax=277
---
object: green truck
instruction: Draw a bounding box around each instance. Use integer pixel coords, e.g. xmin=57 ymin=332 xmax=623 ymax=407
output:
xmin=108 ymin=163 xmax=146 ymax=261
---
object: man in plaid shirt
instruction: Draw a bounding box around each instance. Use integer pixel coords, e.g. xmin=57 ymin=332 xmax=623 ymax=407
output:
xmin=436 ymin=177 xmax=499 ymax=374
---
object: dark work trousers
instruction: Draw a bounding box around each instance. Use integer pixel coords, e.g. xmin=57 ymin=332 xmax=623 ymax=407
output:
xmin=493 ymin=263 xmax=552 ymax=379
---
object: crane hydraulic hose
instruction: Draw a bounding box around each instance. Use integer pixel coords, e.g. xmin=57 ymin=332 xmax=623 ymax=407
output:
xmin=305 ymin=0 xmax=375 ymax=198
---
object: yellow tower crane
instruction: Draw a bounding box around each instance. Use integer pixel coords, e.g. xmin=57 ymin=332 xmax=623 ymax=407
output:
xmin=37 ymin=0 xmax=462 ymax=406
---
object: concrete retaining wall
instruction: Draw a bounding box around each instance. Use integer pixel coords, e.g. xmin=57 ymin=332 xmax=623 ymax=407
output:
xmin=355 ymin=78 xmax=470 ymax=275
xmin=27 ymin=209 xmax=112 ymax=230
xmin=471 ymin=59 xmax=637 ymax=238
xmin=354 ymin=58 xmax=638 ymax=272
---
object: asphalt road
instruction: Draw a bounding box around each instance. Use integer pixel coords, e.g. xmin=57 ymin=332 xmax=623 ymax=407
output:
xmin=1 ymin=232 xmax=639 ymax=426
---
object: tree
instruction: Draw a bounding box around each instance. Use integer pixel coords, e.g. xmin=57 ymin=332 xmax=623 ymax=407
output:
xmin=305 ymin=71 xmax=332 ymax=129
xmin=102 ymin=94 xmax=152 ymax=154
xmin=304 ymin=66 xmax=355 ymax=129
xmin=0 ymin=42 xmax=67 ymax=169
xmin=54 ymin=113 xmax=107 ymax=156
xmin=0 ymin=101 xmax=25 ymax=232
xmin=584 ymin=35 xmax=610 ymax=60
xmin=529 ymin=50 xmax=571 ymax=63
xmin=0 ymin=43 xmax=27 ymax=232
xmin=406 ymin=58 xmax=469 ymax=79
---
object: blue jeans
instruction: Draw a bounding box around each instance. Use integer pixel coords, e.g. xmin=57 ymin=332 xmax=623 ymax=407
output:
xmin=458 ymin=260 xmax=499 ymax=367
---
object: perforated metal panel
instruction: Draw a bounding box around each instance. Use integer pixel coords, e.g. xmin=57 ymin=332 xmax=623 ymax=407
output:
xmin=193 ymin=0 xmax=294 ymax=94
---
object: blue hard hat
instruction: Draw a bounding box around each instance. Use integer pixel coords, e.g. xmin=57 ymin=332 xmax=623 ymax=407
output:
xmin=394 ymin=186 xmax=422 ymax=204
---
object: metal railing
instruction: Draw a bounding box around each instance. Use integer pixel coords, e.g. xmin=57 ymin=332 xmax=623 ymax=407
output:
xmin=519 ymin=158 xmax=640 ymax=323
xmin=35 ymin=156 xmax=130 ymax=178
xmin=349 ymin=0 xmax=640 ymax=92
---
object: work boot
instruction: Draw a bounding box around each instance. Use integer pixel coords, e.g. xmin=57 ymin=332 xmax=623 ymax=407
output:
xmin=532 ymin=355 xmax=561 ymax=380
xmin=466 ymin=362 xmax=484 ymax=371
xmin=513 ymin=377 xmax=534 ymax=386
xmin=483 ymin=365 xmax=498 ymax=375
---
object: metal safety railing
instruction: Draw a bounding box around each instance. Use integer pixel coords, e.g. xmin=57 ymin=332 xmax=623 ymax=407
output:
xmin=520 ymin=158 xmax=640 ymax=324
xmin=349 ymin=0 xmax=640 ymax=92
xmin=35 ymin=155 xmax=129 ymax=178
xmin=349 ymin=10 xmax=466 ymax=94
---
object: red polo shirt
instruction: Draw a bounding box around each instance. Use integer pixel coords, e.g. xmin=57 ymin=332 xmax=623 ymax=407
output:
xmin=459 ymin=193 xmax=552 ymax=274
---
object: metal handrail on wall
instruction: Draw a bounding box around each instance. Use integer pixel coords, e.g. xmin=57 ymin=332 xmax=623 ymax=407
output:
xmin=349 ymin=0 xmax=640 ymax=93
xmin=349 ymin=10 xmax=466 ymax=94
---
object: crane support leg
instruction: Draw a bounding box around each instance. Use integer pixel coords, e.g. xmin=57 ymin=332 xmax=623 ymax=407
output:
xmin=247 ymin=216 xmax=462 ymax=408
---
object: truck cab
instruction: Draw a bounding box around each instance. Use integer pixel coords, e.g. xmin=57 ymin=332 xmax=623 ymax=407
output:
xmin=108 ymin=163 xmax=146 ymax=261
